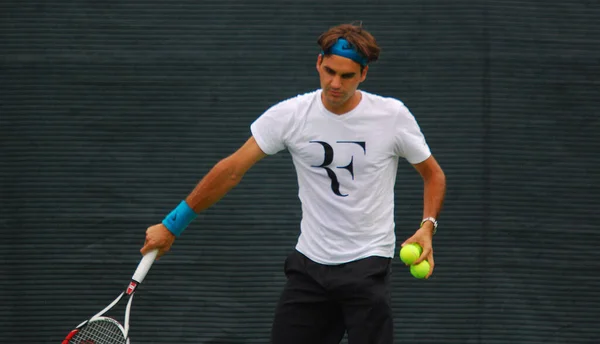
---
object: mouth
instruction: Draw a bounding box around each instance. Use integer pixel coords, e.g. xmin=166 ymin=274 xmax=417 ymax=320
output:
xmin=329 ymin=90 xmax=343 ymax=98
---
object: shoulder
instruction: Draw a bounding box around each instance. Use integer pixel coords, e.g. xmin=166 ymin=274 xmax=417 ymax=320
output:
xmin=362 ymin=90 xmax=406 ymax=109
xmin=252 ymin=89 xmax=319 ymax=134
xmin=270 ymin=89 xmax=320 ymax=111
xmin=361 ymin=90 xmax=414 ymax=119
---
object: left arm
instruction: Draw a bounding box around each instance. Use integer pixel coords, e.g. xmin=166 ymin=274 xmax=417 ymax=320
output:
xmin=413 ymin=155 xmax=446 ymax=235
xmin=401 ymin=155 xmax=446 ymax=278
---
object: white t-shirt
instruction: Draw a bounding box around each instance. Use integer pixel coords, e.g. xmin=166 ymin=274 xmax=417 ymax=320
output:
xmin=250 ymin=89 xmax=431 ymax=265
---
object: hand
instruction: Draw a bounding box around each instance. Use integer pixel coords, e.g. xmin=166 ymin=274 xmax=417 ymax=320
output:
xmin=140 ymin=223 xmax=176 ymax=259
xmin=401 ymin=223 xmax=435 ymax=278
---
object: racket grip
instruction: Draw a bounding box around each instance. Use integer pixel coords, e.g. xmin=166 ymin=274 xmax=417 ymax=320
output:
xmin=132 ymin=249 xmax=159 ymax=283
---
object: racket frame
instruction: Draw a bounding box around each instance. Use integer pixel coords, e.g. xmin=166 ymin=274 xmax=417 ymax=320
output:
xmin=62 ymin=249 xmax=158 ymax=344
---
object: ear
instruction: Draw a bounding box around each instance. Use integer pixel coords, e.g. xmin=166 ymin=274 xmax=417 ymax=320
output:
xmin=316 ymin=54 xmax=323 ymax=71
xmin=360 ymin=65 xmax=369 ymax=82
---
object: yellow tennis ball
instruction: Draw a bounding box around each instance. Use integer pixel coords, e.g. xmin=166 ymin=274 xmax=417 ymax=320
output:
xmin=399 ymin=243 xmax=423 ymax=265
xmin=410 ymin=260 xmax=431 ymax=279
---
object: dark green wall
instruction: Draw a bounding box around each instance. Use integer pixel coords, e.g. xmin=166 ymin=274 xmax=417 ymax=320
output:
xmin=2 ymin=1 xmax=599 ymax=343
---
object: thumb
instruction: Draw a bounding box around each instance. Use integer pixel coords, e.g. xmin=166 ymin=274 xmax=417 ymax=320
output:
xmin=401 ymin=236 xmax=416 ymax=247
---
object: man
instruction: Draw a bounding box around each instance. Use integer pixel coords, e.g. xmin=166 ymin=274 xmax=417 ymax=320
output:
xmin=141 ymin=23 xmax=446 ymax=344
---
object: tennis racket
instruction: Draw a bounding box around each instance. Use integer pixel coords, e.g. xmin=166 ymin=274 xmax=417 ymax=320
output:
xmin=62 ymin=249 xmax=159 ymax=344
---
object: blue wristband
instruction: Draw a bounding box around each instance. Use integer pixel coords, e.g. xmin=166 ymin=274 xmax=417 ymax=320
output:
xmin=162 ymin=200 xmax=197 ymax=237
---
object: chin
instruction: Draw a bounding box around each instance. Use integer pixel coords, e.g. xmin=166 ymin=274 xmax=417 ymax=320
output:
xmin=328 ymin=96 xmax=347 ymax=104
xmin=327 ymin=99 xmax=343 ymax=107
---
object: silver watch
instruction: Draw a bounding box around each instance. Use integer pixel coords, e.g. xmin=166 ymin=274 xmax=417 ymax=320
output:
xmin=421 ymin=217 xmax=438 ymax=235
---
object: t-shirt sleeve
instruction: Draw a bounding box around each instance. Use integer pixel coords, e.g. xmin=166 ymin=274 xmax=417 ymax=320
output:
xmin=250 ymin=97 xmax=296 ymax=155
xmin=394 ymin=102 xmax=432 ymax=164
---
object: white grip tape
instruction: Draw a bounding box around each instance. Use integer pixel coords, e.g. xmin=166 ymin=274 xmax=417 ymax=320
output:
xmin=131 ymin=249 xmax=158 ymax=283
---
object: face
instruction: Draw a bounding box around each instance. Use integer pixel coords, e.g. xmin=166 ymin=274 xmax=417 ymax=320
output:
xmin=316 ymin=54 xmax=368 ymax=109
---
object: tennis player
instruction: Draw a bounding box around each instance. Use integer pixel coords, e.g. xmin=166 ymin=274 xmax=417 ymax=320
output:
xmin=141 ymin=22 xmax=446 ymax=344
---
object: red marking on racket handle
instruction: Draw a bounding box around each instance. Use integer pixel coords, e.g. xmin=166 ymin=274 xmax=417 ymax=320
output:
xmin=126 ymin=281 xmax=138 ymax=295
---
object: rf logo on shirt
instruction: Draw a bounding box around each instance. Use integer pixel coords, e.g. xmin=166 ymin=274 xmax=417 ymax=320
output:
xmin=309 ymin=140 xmax=366 ymax=197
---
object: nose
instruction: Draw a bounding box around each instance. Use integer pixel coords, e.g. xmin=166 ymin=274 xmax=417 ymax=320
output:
xmin=330 ymin=75 xmax=342 ymax=89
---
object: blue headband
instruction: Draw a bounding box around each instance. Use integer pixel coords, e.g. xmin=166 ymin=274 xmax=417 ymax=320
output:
xmin=321 ymin=38 xmax=368 ymax=67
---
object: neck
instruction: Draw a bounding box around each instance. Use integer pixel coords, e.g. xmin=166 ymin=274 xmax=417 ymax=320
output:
xmin=322 ymin=90 xmax=362 ymax=115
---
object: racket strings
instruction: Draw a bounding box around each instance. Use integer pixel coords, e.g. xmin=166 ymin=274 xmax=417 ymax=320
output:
xmin=69 ymin=319 xmax=127 ymax=344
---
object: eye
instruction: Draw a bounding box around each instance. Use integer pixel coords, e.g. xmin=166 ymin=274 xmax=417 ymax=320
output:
xmin=341 ymin=74 xmax=355 ymax=79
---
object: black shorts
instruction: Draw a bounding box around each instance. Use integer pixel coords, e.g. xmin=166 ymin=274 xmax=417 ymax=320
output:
xmin=270 ymin=250 xmax=393 ymax=344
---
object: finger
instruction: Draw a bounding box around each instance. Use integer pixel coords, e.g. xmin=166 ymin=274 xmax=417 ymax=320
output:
xmin=140 ymin=241 xmax=156 ymax=256
xmin=141 ymin=232 xmax=150 ymax=247
xmin=426 ymin=254 xmax=435 ymax=279
xmin=414 ymin=245 xmax=431 ymax=264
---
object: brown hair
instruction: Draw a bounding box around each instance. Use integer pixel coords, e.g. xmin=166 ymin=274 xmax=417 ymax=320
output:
xmin=317 ymin=22 xmax=381 ymax=64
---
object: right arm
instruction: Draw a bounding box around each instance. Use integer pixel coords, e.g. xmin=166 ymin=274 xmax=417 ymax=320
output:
xmin=140 ymin=136 xmax=267 ymax=256
xmin=185 ymin=136 xmax=267 ymax=213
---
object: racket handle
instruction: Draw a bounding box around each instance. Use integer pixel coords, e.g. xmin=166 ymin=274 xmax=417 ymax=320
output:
xmin=132 ymin=249 xmax=159 ymax=283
